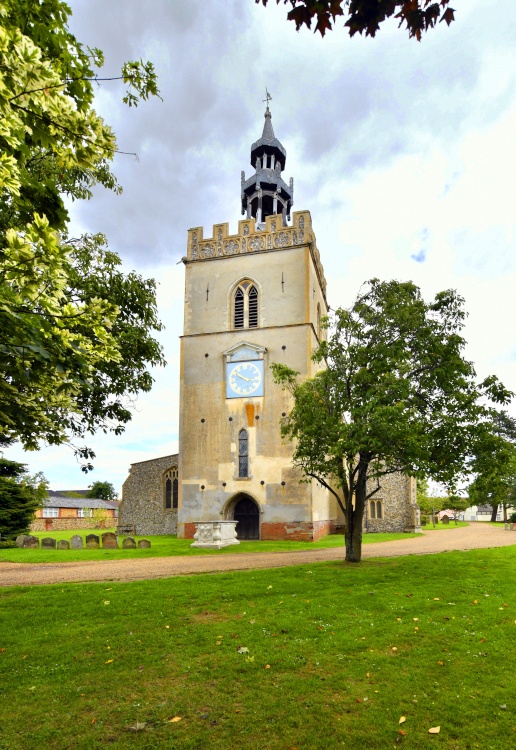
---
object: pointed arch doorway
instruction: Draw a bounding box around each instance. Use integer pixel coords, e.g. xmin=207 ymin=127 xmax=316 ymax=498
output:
xmin=232 ymin=494 xmax=260 ymax=540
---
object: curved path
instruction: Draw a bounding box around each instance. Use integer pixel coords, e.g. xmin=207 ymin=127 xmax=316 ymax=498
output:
xmin=0 ymin=524 xmax=514 ymax=587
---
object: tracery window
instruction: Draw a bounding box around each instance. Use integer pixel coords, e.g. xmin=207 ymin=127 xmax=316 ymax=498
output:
xmin=238 ymin=429 xmax=249 ymax=478
xmin=370 ymin=499 xmax=383 ymax=520
xmin=233 ymin=281 xmax=259 ymax=329
xmin=164 ymin=466 xmax=179 ymax=510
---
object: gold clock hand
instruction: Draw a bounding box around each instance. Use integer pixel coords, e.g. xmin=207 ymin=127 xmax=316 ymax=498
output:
xmin=235 ymin=373 xmax=252 ymax=382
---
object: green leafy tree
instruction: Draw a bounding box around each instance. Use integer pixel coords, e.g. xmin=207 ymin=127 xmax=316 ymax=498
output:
xmin=468 ymin=429 xmax=516 ymax=522
xmin=416 ymin=481 xmax=445 ymax=525
xmin=444 ymin=494 xmax=469 ymax=524
xmin=0 ymin=1 xmax=164 ymax=465
xmin=257 ymin=0 xmax=455 ymax=40
xmin=0 ymin=458 xmax=47 ymax=539
xmin=272 ymin=279 xmax=512 ymax=562
xmin=87 ymin=481 xmax=117 ymax=502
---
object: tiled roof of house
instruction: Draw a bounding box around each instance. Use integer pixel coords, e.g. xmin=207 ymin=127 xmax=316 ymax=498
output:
xmin=43 ymin=496 xmax=119 ymax=511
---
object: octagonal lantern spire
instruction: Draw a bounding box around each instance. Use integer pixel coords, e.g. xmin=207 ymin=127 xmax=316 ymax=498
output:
xmin=241 ymin=95 xmax=294 ymax=227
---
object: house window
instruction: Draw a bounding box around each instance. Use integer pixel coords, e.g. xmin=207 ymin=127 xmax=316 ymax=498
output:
xmin=164 ymin=467 xmax=179 ymax=510
xmin=78 ymin=508 xmax=93 ymax=518
xmin=238 ymin=429 xmax=249 ymax=477
xmin=233 ymin=281 xmax=259 ymax=329
xmin=370 ymin=500 xmax=383 ymax=520
xmin=42 ymin=507 xmax=59 ymax=518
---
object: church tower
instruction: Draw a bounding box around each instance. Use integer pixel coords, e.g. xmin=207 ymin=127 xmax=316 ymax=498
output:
xmin=177 ymin=105 xmax=336 ymax=541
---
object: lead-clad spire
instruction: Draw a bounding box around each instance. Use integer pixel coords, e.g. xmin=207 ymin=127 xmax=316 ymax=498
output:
xmin=241 ymin=95 xmax=294 ymax=227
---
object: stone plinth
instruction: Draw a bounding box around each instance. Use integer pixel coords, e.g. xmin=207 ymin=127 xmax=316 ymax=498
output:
xmin=191 ymin=521 xmax=239 ymax=550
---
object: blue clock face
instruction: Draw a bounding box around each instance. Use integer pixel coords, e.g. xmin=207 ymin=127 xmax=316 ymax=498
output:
xmin=226 ymin=360 xmax=264 ymax=398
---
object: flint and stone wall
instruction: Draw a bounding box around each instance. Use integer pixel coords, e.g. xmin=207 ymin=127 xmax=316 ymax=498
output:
xmin=120 ymin=454 xmax=178 ymax=535
xmin=364 ymin=474 xmax=419 ymax=533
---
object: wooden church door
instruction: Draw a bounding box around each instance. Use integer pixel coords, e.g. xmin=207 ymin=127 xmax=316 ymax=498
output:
xmin=234 ymin=496 xmax=259 ymax=540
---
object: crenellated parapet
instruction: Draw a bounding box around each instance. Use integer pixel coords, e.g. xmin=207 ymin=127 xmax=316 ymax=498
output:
xmin=186 ymin=210 xmax=326 ymax=297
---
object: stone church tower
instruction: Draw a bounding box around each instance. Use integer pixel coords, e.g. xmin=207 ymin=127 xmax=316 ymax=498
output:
xmin=177 ymin=105 xmax=336 ymax=541
xmin=120 ymin=106 xmax=419 ymax=539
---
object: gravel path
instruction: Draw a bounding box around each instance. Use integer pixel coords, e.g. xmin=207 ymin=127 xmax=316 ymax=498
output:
xmin=1 ymin=524 xmax=514 ymax=588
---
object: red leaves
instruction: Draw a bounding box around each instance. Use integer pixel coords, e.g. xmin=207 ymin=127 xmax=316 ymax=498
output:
xmin=257 ymin=0 xmax=455 ymax=39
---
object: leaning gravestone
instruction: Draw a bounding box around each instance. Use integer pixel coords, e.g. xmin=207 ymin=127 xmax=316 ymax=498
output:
xmin=102 ymin=532 xmax=118 ymax=549
xmin=122 ymin=537 xmax=136 ymax=549
xmin=41 ymin=537 xmax=57 ymax=549
xmin=23 ymin=535 xmax=39 ymax=549
xmin=71 ymin=535 xmax=83 ymax=549
xmin=86 ymin=534 xmax=100 ymax=549
xmin=15 ymin=535 xmax=28 ymax=548
xmin=137 ymin=539 xmax=151 ymax=549
xmin=57 ymin=540 xmax=70 ymax=550
xmin=441 ymin=515 xmax=450 ymax=525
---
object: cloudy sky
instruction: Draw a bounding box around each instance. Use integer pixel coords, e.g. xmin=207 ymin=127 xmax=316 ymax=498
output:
xmin=9 ymin=0 xmax=516 ymax=494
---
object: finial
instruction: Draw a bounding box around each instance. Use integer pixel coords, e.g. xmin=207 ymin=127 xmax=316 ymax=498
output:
xmin=263 ymin=88 xmax=272 ymax=113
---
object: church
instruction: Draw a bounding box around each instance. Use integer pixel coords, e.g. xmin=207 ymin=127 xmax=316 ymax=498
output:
xmin=119 ymin=105 xmax=420 ymax=541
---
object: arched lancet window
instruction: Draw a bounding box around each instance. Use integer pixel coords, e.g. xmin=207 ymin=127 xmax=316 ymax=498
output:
xmin=238 ymin=429 xmax=249 ymax=478
xmin=370 ymin=500 xmax=383 ymax=520
xmin=316 ymin=302 xmax=321 ymax=340
xmin=233 ymin=281 xmax=259 ymax=329
xmin=164 ymin=467 xmax=178 ymax=510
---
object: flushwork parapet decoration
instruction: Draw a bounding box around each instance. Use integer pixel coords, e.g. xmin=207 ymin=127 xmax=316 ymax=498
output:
xmin=186 ymin=211 xmax=326 ymax=297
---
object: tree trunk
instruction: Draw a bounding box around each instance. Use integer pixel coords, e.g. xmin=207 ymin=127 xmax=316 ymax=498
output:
xmin=490 ymin=503 xmax=499 ymax=522
xmin=344 ymin=462 xmax=367 ymax=562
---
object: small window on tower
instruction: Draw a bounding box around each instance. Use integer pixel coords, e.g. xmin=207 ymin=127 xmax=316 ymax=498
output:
xmin=233 ymin=281 xmax=259 ymax=329
xmin=238 ymin=429 xmax=249 ymax=477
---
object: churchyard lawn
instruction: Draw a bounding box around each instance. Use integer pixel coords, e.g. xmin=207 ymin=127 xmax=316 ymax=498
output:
xmin=0 ymin=530 xmax=422 ymax=564
xmin=1 ymin=546 xmax=515 ymax=749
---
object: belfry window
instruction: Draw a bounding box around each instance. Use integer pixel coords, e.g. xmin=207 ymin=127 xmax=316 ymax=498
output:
xmin=233 ymin=281 xmax=259 ymax=329
xmin=238 ymin=429 xmax=249 ymax=477
xmin=164 ymin=467 xmax=178 ymax=510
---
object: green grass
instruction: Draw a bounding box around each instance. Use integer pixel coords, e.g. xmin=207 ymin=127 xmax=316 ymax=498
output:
xmin=421 ymin=521 xmax=469 ymax=531
xmin=0 ymin=530 xmax=421 ymax=564
xmin=1 ymin=547 xmax=515 ymax=749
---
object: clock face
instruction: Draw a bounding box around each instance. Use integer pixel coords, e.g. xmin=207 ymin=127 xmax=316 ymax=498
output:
xmin=226 ymin=360 xmax=264 ymax=398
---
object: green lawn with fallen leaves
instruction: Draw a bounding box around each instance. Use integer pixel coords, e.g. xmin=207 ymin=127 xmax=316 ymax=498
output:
xmin=1 ymin=546 xmax=516 ymax=749
xmin=0 ymin=529 xmax=422 ymax=564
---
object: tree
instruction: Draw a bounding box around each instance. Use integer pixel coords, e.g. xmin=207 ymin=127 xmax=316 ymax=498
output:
xmin=0 ymin=458 xmax=47 ymax=539
xmin=445 ymin=494 xmax=469 ymax=524
xmin=467 ymin=411 xmax=516 ymax=522
xmin=87 ymin=481 xmax=117 ymax=502
xmin=416 ymin=480 xmax=444 ymax=525
xmin=257 ymin=0 xmax=455 ymax=41
xmin=0 ymin=1 xmax=164 ymax=465
xmin=272 ymin=279 xmax=512 ymax=562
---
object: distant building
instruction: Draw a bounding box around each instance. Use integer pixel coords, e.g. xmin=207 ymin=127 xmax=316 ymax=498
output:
xmin=31 ymin=491 xmax=119 ymax=532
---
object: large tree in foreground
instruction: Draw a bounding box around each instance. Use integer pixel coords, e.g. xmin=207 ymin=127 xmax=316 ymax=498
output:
xmin=258 ymin=0 xmax=455 ymax=40
xmin=0 ymin=1 xmax=164 ymax=466
xmin=272 ymin=279 xmax=512 ymax=562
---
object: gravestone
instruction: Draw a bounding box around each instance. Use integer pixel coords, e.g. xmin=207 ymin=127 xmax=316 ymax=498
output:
xmin=137 ymin=539 xmax=151 ymax=549
xmin=122 ymin=537 xmax=136 ymax=549
xmin=15 ymin=535 xmax=28 ymax=548
xmin=23 ymin=535 xmax=39 ymax=548
xmin=41 ymin=537 xmax=57 ymax=549
xmin=71 ymin=535 xmax=83 ymax=549
xmin=57 ymin=540 xmax=70 ymax=550
xmin=86 ymin=534 xmax=100 ymax=549
xmin=102 ymin=532 xmax=118 ymax=549
xmin=441 ymin=515 xmax=450 ymax=525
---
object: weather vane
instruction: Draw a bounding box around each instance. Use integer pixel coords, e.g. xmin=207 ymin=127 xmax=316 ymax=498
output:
xmin=263 ymin=88 xmax=272 ymax=110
